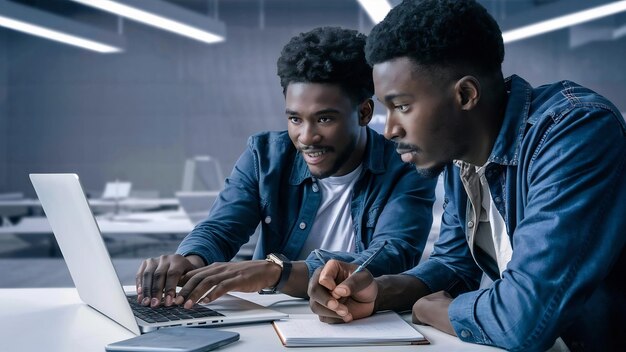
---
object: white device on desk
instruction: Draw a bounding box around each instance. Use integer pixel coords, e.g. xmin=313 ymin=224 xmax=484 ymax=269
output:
xmin=29 ymin=173 xmax=288 ymax=335
xmin=102 ymin=181 xmax=133 ymax=199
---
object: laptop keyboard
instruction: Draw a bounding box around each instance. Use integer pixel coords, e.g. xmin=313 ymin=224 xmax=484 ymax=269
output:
xmin=127 ymin=295 xmax=224 ymax=324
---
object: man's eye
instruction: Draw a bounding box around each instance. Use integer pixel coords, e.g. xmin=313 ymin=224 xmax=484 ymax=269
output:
xmin=289 ymin=117 xmax=301 ymax=124
xmin=318 ymin=117 xmax=332 ymax=123
xmin=395 ymin=104 xmax=409 ymax=112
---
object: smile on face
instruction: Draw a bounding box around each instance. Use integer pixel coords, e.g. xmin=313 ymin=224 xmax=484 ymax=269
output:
xmin=373 ymin=57 xmax=467 ymax=177
xmin=285 ymin=82 xmax=370 ymax=179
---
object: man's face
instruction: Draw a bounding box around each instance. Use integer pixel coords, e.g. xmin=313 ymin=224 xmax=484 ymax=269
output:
xmin=373 ymin=57 xmax=466 ymax=178
xmin=285 ymin=82 xmax=366 ymax=179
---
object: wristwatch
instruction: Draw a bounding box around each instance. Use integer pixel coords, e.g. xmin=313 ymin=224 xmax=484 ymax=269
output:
xmin=262 ymin=253 xmax=292 ymax=293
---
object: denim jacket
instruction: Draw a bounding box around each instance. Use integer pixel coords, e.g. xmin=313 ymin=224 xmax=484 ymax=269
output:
xmin=177 ymin=127 xmax=436 ymax=278
xmin=405 ymin=75 xmax=626 ymax=351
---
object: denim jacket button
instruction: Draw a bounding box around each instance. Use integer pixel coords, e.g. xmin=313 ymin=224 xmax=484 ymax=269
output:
xmin=467 ymin=220 xmax=475 ymax=228
xmin=299 ymin=222 xmax=307 ymax=230
xmin=494 ymin=196 xmax=501 ymax=203
xmin=312 ymin=183 xmax=319 ymax=192
xmin=461 ymin=330 xmax=471 ymax=338
xmin=264 ymin=216 xmax=272 ymax=224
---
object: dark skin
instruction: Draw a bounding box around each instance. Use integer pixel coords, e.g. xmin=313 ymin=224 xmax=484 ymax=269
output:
xmin=308 ymin=57 xmax=506 ymax=336
xmin=136 ymin=82 xmax=374 ymax=308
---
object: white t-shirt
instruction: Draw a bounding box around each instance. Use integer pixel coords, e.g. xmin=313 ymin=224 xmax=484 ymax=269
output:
xmin=297 ymin=165 xmax=362 ymax=260
xmin=474 ymin=164 xmax=512 ymax=277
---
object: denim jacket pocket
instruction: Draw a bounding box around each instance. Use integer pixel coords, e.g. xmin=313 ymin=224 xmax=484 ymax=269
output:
xmin=360 ymin=206 xmax=382 ymax=250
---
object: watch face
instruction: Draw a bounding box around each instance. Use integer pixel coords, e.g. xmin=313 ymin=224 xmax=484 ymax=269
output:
xmin=274 ymin=256 xmax=284 ymax=265
xmin=269 ymin=253 xmax=289 ymax=265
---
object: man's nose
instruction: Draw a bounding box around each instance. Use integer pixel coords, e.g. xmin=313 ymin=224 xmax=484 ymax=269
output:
xmin=383 ymin=113 xmax=404 ymax=141
xmin=299 ymin=123 xmax=321 ymax=146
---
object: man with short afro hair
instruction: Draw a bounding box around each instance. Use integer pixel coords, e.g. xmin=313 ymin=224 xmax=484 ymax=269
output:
xmin=308 ymin=1 xmax=626 ymax=351
xmin=277 ymin=27 xmax=374 ymax=106
xmin=136 ymin=26 xmax=436 ymax=309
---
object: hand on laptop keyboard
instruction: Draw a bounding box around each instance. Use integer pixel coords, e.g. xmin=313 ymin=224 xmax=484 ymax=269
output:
xmin=136 ymin=255 xmax=290 ymax=311
xmin=136 ymin=254 xmax=204 ymax=308
xmin=174 ymin=260 xmax=283 ymax=309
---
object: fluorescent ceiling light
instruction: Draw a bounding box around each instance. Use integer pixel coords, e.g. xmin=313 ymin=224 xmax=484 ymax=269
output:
xmin=0 ymin=16 xmax=121 ymax=53
xmin=357 ymin=0 xmax=392 ymax=24
xmin=70 ymin=0 xmax=225 ymax=44
xmin=356 ymin=0 xmax=626 ymax=44
xmin=0 ymin=0 xmax=124 ymax=53
xmin=502 ymin=0 xmax=626 ymax=43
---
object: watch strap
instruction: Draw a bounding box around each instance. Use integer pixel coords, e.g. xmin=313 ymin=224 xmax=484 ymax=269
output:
xmin=264 ymin=253 xmax=292 ymax=292
xmin=275 ymin=256 xmax=292 ymax=291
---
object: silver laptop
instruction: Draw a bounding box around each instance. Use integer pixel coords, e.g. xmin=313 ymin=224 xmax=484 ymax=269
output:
xmin=30 ymin=173 xmax=287 ymax=335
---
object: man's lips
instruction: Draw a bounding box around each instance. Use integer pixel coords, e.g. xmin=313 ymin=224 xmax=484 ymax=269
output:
xmin=300 ymin=147 xmax=332 ymax=165
xmin=400 ymin=152 xmax=417 ymax=163
xmin=395 ymin=147 xmax=415 ymax=155
xmin=395 ymin=146 xmax=418 ymax=164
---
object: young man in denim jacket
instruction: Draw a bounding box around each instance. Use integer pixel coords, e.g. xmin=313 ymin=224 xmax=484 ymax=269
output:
xmin=308 ymin=1 xmax=626 ymax=351
xmin=135 ymin=27 xmax=436 ymax=309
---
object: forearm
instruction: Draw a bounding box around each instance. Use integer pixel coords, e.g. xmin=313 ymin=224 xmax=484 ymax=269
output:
xmin=374 ymin=274 xmax=431 ymax=312
xmin=279 ymin=262 xmax=310 ymax=298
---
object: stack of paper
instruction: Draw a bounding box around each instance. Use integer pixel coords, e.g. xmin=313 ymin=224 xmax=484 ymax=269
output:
xmin=272 ymin=311 xmax=429 ymax=347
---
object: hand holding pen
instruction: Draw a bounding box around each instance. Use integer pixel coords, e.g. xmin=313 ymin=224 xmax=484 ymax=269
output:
xmin=308 ymin=241 xmax=388 ymax=323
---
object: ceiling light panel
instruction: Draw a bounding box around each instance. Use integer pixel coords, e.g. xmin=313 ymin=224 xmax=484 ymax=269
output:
xmin=69 ymin=0 xmax=226 ymax=44
xmin=0 ymin=0 xmax=124 ymax=53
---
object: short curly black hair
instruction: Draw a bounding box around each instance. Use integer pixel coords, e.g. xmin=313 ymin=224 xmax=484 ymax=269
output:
xmin=277 ymin=26 xmax=374 ymax=105
xmin=365 ymin=0 xmax=504 ymax=75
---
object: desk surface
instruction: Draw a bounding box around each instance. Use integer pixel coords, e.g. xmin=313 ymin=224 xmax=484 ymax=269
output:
xmin=0 ymin=210 xmax=194 ymax=235
xmin=0 ymin=197 xmax=179 ymax=208
xmin=0 ymin=287 xmax=502 ymax=352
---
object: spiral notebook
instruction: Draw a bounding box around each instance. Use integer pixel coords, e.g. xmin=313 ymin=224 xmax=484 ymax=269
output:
xmin=272 ymin=311 xmax=429 ymax=347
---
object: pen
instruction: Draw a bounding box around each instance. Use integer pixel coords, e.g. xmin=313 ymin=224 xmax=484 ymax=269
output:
xmin=195 ymin=285 xmax=217 ymax=304
xmin=351 ymin=240 xmax=388 ymax=276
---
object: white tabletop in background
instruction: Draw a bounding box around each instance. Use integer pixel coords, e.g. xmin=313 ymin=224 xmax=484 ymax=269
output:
xmin=0 ymin=197 xmax=179 ymax=208
xmin=0 ymin=210 xmax=194 ymax=235
xmin=0 ymin=287 xmax=502 ymax=352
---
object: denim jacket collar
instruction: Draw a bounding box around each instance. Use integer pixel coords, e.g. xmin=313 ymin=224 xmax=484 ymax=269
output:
xmin=288 ymin=127 xmax=385 ymax=185
xmin=487 ymin=75 xmax=533 ymax=166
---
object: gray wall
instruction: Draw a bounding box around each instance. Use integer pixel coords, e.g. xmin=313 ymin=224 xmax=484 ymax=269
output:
xmin=6 ymin=25 xmax=289 ymax=196
xmin=0 ymin=30 xmax=7 ymax=192
xmin=2 ymin=1 xmax=625 ymax=197
xmin=3 ymin=1 xmax=364 ymax=197
xmin=503 ymin=30 xmax=626 ymax=111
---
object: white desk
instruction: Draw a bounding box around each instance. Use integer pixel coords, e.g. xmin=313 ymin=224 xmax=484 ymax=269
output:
xmin=0 ymin=197 xmax=179 ymax=211
xmin=0 ymin=287 xmax=502 ymax=352
xmin=0 ymin=210 xmax=194 ymax=235
xmin=0 ymin=211 xmax=195 ymax=257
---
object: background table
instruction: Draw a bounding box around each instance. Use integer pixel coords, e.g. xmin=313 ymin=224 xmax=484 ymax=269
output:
xmin=0 ymin=210 xmax=194 ymax=235
xmin=0 ymin=197 xmax=179 ymax=213
xmin=0 ymin=210 xmax=195 ymax=257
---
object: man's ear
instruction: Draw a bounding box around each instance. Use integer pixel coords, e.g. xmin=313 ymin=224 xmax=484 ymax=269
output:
xmin=454 ymin=76 xmax=480 ymax=111
xmin=358 ymin=99 xmax=374 ymax=126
